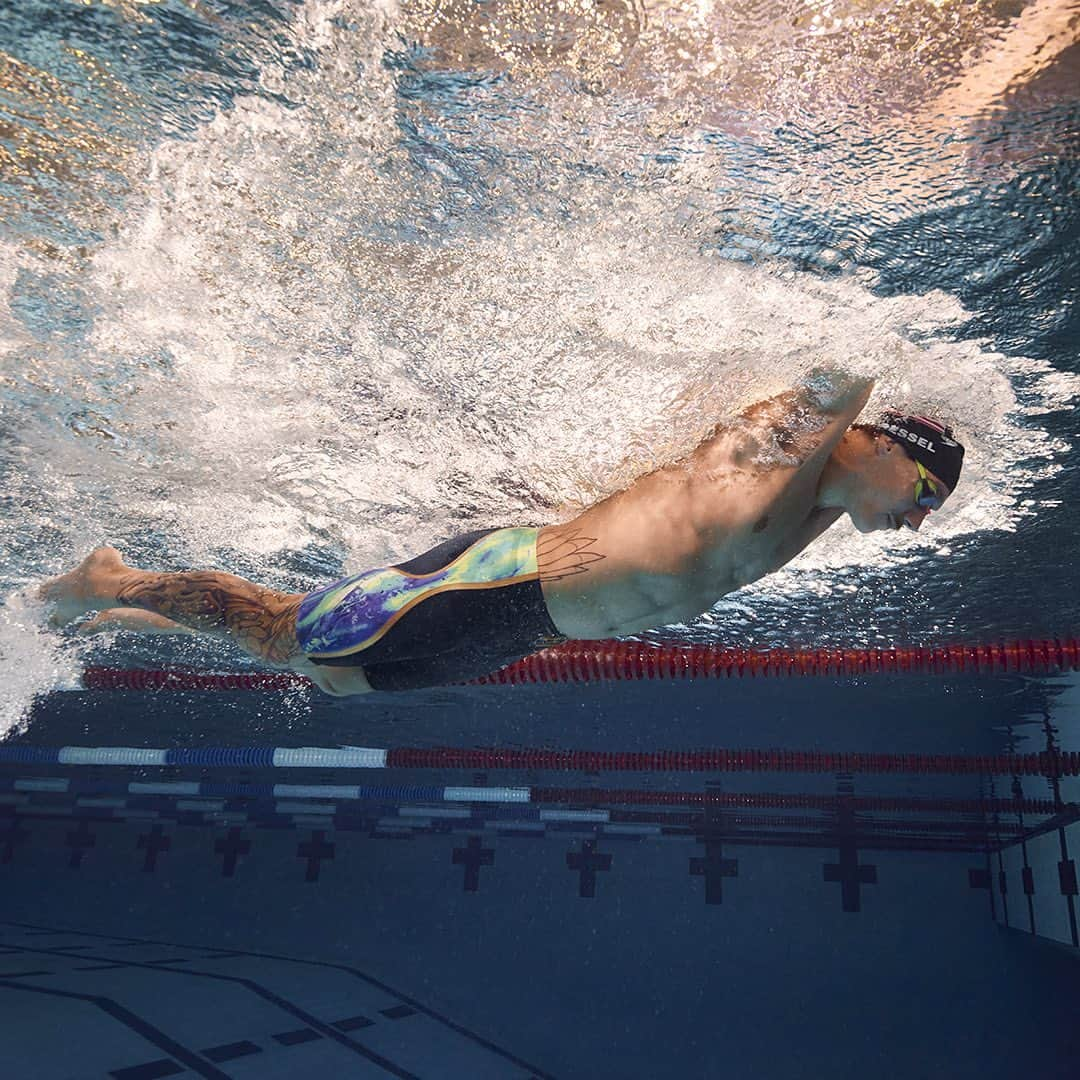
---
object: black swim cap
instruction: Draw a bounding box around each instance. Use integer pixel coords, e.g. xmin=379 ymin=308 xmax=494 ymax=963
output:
xmin=875 ymin=411 xmax=965 ymax=492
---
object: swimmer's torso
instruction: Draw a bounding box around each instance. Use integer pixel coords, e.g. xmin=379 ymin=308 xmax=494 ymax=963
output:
xmin=539 ymin=382 xmax=868 ymax=638
xmin=539 ymin=460 xmax=815 ymax=636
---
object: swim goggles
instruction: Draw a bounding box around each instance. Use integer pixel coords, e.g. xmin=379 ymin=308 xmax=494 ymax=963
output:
xmin=914 ymin=460 xmax=943 ymax=510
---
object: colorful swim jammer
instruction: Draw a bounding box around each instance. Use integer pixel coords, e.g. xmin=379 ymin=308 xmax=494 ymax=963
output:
xmin=295 ymin=527 xmax=566 ymax=691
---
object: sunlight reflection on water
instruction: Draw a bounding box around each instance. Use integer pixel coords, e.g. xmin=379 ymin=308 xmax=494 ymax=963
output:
xmin=0 ymin=0 xmax=1077 ymax=729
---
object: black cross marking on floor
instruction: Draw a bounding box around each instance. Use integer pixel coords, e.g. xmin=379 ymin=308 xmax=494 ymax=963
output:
xmin=690 ymin=791 xmax=738 ymax=905
xmin=690 ymin=842 xmax=738 ymax=905
xmin=214 ymin=828 xmax=251 ymax=878
xmin=566 ymin=838 xmax=611 ymax=899
xmin=297 ymin=830 xmax=334 ymax=883
xmin=1022 ymin=866 xmax=1036 ymax=896
xmin=66 ymin=821 xmax=96 ymax=869
xmin=824 ymin=848 xmax=878 ymax=913
xmin=0 ymin=820 xmax=30 ymax=864
xmin=1058 ymin=843 xmax=1079 ymax=946
xmin=452 ymin=836 xmax=494 ymax=893
xmin=968 ymin=854 xmax=997 ymax=920
xmin=823 ymin=781 xmax=876 ymax=913
xmin=137 ymin=826 xmax=171 ymax=873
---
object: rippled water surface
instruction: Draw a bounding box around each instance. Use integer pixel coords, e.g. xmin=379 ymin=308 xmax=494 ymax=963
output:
xmin=1 ymin=0 xmax=1078 ymax=732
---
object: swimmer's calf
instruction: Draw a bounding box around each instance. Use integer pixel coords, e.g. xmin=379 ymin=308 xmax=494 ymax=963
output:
xmin=39 ymin=547 xmax=373 ymax=697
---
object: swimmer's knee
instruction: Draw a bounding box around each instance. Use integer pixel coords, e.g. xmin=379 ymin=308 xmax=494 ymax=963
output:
xmin=320 ymin=675 xmax=373 ymax=698
xmin=320 ymin=683 xmax=353 ymax=698
xmin=328 ymin=667 xmax=374 ymax=697
xmin=292 ymin=658 xmax=373 ymax=697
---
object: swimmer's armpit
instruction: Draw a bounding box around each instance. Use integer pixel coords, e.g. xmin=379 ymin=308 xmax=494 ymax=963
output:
xmin=799 ymin=368 xmax=875 ymax=415
xmin=536 ymin=527 xmax=606 ymax=582
xmin=733 ymin=390 xmax=806 ymax=461
xmin=734 ymin=372 xmax=874 ymax=466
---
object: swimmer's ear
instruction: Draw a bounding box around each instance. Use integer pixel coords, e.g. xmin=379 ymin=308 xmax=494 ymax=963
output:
xmin=874 ymin=433 xmax=896 ymax=457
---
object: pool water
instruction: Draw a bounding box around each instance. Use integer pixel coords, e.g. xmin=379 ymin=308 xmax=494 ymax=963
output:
xmin=1 ymin=1 xmax=1079 ymax=1077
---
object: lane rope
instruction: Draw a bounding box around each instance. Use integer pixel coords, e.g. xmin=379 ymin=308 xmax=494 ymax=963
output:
xmin=79 ymin=637 xmax=1080 ymax=691
xmin=0 ymin=775 xmax=1053 ymax=815
xmin=0 ymin=743 xmax=1075 ymax=776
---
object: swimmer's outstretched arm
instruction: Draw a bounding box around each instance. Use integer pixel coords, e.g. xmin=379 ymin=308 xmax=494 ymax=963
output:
xmin=736 ymin=369 xmax=874 ymax=430
xmin=700 ymin=369 xmax=874 ymax=475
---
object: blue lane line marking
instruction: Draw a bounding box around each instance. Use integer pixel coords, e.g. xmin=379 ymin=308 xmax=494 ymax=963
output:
xmin=110 ymin=1060 xmax=185 ymax=1080
xmin=0 ymin=746 xmax=382 ymax=769
xmin=165 ymin=748 xmax=275 ymax=768
xmin=200 ymin=1041 xmax=262 ymax=1064
xmin=0 ymin=748 xmax=60 ymax=763
xmin=271 ymin=1028 xmax=322 ymax=1046
xmin=0 ymin=979 xmax=228 ymax=1079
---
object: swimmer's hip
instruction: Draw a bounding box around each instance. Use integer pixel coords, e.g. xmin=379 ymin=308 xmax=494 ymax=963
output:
xmin=295 ymin=526 xmax=565 ymax=691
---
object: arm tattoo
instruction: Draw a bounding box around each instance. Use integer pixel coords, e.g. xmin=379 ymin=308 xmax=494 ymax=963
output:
xmin=536 ymin=527 xmax=606 ymax=582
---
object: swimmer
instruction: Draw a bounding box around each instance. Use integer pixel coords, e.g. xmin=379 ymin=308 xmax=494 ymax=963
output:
xmin=40 ymin=374 xmax=963 ymax=696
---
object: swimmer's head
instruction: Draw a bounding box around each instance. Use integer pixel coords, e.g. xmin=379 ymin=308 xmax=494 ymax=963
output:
xmin=874 ymin=412 xmax=965 ymax=492
xmin=836 ymin=412 xmax=964 ymax=534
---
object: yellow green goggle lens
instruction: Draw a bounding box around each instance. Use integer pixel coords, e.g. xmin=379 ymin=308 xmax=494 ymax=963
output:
xmin=914 ymin=461 xmax=942 ymax=510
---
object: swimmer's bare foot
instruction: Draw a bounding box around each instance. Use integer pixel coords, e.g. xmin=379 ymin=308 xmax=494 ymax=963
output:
xmin=78 ymin=609 xmax=192 ymax=637
xmin=39 ymin=546 xmax=128 ymax=627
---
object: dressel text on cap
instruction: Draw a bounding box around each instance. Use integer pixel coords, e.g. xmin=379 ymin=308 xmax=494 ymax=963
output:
xmin=878 ymin=421 xmax=937 ymax=453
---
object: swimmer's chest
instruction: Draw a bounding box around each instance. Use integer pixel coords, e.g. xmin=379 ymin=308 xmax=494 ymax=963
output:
xmin=696 ymin=464 xmax=821 ymax=587
xmin=602 ymin=462 xmax=821 ymax=630
xmin=543 ymin=447 xmax=829 ymax=636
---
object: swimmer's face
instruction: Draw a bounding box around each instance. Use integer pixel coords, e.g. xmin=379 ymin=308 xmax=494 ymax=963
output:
xmin=849 ymin=436 xmax=952 ymax=534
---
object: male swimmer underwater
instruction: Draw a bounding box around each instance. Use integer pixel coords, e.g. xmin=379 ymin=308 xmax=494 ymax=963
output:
xmin=41 ymin=375 xmax=963 ymax=697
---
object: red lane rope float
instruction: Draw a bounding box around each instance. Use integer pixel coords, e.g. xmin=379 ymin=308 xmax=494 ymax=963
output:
xmin=529 ymin=789 xmax=1057 ymax=815
xmin=479 ymin=638 xmax=1080 ymax=683
xmin=385 ymin=747 xmax=1080 ymax=777
xmin=82 ymin=668 xmax=303 ymax=692
xmin=82 ymin=637 xmax=1080 ymax=693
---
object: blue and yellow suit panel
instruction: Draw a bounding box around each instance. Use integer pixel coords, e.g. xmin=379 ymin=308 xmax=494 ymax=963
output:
xmin=296 ymin=527 xmax=565 ymax=691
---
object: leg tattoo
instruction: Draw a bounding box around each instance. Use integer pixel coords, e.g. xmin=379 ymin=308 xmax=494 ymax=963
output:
xmin=114 ymin=570 xmax=302 ymax=665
